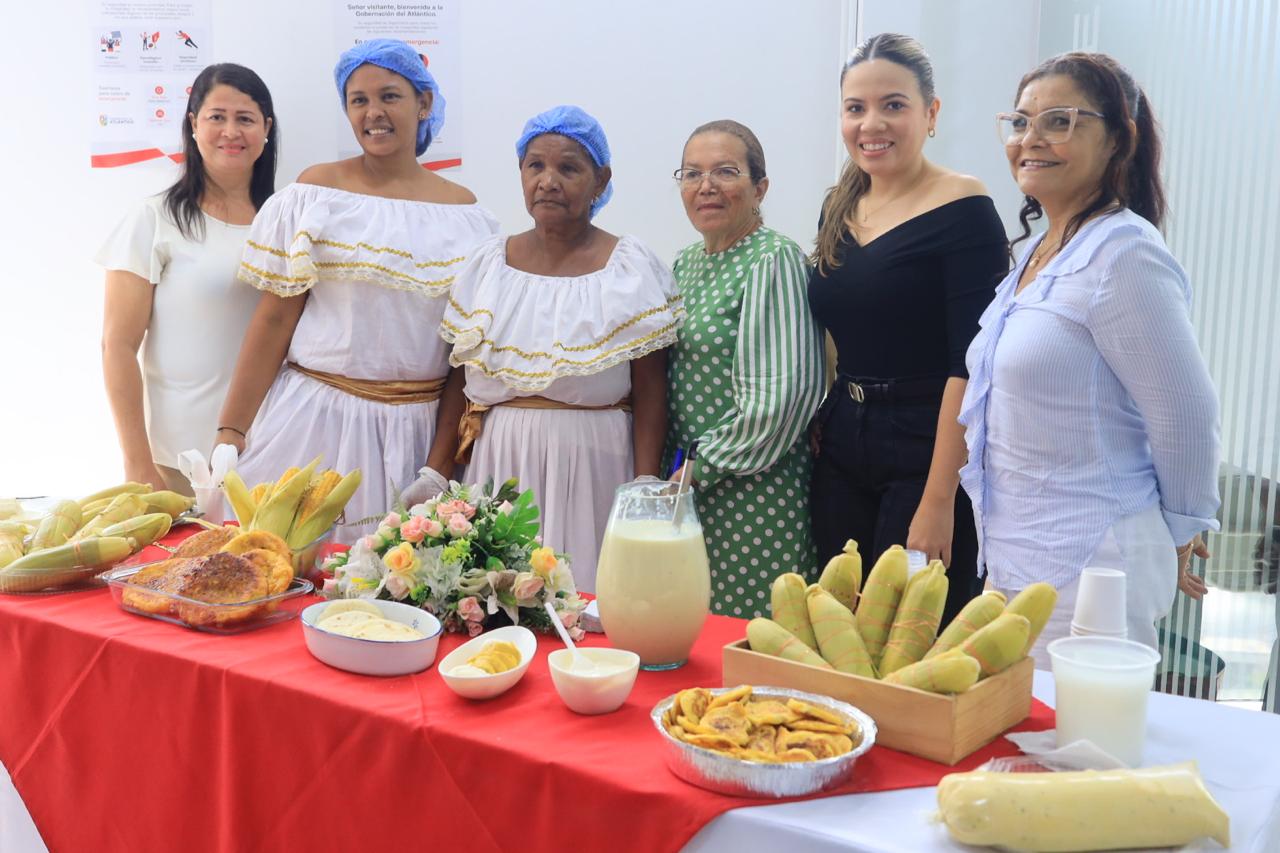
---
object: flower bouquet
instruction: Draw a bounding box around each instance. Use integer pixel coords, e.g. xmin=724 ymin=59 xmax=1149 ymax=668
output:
xmin=320 ymin=478 xmax=586 ymax=638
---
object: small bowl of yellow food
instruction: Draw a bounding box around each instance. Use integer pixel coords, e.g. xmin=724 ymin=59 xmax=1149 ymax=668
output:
xmin=437 ymin=625 xmax=537 ymax=700
xmin=300 ymin=598 xmax=442 ymax=676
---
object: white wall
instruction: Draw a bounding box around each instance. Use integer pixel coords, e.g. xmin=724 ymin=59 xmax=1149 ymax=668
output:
xmin=0 ymin=0 xmax=847 ymax=495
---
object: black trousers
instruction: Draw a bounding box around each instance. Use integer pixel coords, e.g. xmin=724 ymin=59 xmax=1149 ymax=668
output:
xmin=810 ymin=383 xmax=980 ymax=630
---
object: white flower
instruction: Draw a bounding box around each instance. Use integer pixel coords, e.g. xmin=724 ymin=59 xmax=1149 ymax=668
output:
xmin=548 ymin=559 xmax=576 ymax=595
xmin=385 ymin=573 xmax=410 ymax=600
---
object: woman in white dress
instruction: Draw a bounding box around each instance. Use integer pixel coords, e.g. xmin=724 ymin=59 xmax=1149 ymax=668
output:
xmin=98 ymin=63 xmax=277 ymax=495
xmin=441 ymin=105 xmax=682 ymax=592
xmin=217 ymin=39 xmax=498 ymax=539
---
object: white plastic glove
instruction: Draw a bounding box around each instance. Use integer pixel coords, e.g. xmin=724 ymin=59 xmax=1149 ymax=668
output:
xmin=401 ymin=466 xmax=450 ymax=509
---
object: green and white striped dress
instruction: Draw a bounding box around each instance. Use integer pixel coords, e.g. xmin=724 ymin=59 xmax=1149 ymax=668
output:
xmin=666 ymin=226 xmax=825 ymax=617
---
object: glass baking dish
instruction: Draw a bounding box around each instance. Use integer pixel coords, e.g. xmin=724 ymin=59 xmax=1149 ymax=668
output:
xmin=102 ymin=562 xmax=314 ymax=634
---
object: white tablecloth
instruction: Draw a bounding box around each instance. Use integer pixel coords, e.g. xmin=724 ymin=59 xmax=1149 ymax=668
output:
xmin=5 ymin=672 xmax=1278 ymax=852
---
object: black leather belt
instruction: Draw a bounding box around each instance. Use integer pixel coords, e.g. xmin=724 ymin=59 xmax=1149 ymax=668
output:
xmin=839 ymin=374 xmax=948 ymax=403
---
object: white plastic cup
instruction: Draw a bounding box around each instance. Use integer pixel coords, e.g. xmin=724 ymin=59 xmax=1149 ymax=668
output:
xmin=194 ymin=487 xmax=225 ymax=525
xmin=1072 ymin=567 xmax=1127 ymax=635
xmin=1070 ymin=621 xmax=1127 ymax=639
xmin=1048 ymin=636 xmax=1161 ymax=766
xmin=905 ymin=549 xmax=929 ymax=577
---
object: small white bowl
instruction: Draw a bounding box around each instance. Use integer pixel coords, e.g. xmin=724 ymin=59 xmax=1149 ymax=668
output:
xmin=300 ymin=599 xmax=442 ymax=677
xmin=547 ymin=647 xmax=640 ymax=715
xmin=437 ymin=626 xmax=537 ymax=700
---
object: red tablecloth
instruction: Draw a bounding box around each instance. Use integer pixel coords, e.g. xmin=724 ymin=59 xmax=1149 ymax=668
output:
xmin=0 ymin=528 xmax=1052 ymax=853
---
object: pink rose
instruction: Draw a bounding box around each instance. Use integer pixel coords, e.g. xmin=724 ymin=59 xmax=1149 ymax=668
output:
xmin=321 ymin=578 xmax=338 ymax=595
xmin=512 ymin=572 xmax=544 ymax=601
xmin=423 ymin=518 xmax=444 ymax=538
xmin=400 ymin=515 xmax=431 ymax=544
xmin=436 ymin=499 xmax=476 ymax=520
xmin=383 ymin=512 xmax=403 ymax=529
xmin=457 ymin=596 xmax=484 ymax=623
xmin=467 ymin=621 xmax=485 ymax=637
xmin=385 ymin=573 xmax=410 ymax=600
xmin=360 ymin=535 xmax=381 ymax=550
xmin=446 ymin=513 xmax=472 ymax=537
xmin=569 ymin=626 xmax=585 ymax=642
xmin=559 ymin=609 xmax=579 ymax=629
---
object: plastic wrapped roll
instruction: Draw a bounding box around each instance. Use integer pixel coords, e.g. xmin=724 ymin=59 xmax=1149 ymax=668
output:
xmin=936 ymin=761 xmax=1230 ymax=852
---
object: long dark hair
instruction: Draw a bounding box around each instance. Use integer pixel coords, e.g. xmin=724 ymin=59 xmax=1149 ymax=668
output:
xmin=166 ymin=63 xmax=278 ymax=240
xmin=1011 ymin=52 xmax=1165 ymax=251
xmin=812 ymin=33 xmax=936 ymax=274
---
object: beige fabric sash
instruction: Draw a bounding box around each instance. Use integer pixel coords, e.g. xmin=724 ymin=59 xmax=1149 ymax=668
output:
xmin=288 ymin=362 xmax=446 ymax=405
xmin=455 ymin=395 xmax=633 ymax=464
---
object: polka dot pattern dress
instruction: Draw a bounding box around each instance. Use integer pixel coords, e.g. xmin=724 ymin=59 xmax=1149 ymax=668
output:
xmin=666 ymin=227 xmax=826 ymax=617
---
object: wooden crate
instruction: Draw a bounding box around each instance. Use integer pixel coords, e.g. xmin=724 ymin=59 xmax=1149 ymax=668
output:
xmin=722 ymin=639 xmax=1034 ymax=765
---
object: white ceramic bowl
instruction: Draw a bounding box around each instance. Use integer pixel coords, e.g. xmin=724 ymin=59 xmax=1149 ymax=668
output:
xmin=300 ymin=599 xmax=442 ymax=677
xmin=437 ymin=626 xmax=537 ymax=700
xmin=547 ymin=647 xmax=640 ymax=715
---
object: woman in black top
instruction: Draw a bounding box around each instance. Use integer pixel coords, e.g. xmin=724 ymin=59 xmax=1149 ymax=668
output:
xmin=808 ymin=33 xmax=1008 ymax=626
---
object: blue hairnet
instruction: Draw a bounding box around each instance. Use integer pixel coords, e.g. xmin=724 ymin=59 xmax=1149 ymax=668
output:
xmin=334 ymin=39 xmax=445 ymax=157
xmin=515 ymin=105 xmax=613 ymax=218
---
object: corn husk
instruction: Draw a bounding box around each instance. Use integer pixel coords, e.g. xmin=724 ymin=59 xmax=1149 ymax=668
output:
xmin=957 ymin=613 xmax=1031 ymax=678
xmin=879 ymin=562 xmax=950 ymax=676
xmin=100 ymin=512 xmax=173 ymax=550
xmin=143 ymin=490 xmax=195 ymax=519
xmin=30 ymin=500 xmax=82 ymax=551
xmin=854 ymin=545 xmax=909 ymax=667
xmin=73 ymin=493 xmax=147 ymax=541
xmin=250 ymin=457 xmax=320 ymax=538
xmin=818 ymin=539 xmax=862 ymax=612
xmin=883 ymin=652 xmax=981 ymax=694
xmin=1004 ymin=582 xmax=1059 ymax=655
xmin=77 ymin=482 xmax=151 ymax=510
xmin=3 ymin=536 xmax=133 ymax=571
xmin=925 ymin=590 xmax=1006 ymax=659
xmin=806 ymin=585 xmax=876 ymax=677
xmin=746 ymin=618 xmax=832 ymax=669
xmin=770 ymin=572 xmax=818 ymax=651
xmin=286 ymin=469 xmax=361 ymax=549
xmin=223 ymin=471 xmax=257 ymax=527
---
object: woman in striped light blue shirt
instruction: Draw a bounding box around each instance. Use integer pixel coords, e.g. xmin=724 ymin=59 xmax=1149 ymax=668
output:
xmin=959 ymin=53 xmax=1220 ymax=667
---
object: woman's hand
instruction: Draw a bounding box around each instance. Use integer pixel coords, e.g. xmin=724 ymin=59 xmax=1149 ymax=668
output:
xmin=907 ymin=494 xmax=955 ymax=567
xmin=125 ymin=459 xmax=168 ymax=493
xmin=668 ymin=463 xmax=697 ymax=488
xmin=1176 ymin=534 xmax=1210 ymax=600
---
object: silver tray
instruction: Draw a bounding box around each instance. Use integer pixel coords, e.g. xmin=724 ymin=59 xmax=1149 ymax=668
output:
xmin=650 ymin=685 xmax=877 ymax=798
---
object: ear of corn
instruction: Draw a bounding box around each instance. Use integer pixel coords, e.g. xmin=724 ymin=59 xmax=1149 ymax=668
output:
xmin=223 ymin=471 xmax=257 ymax=527
xmin=818 ymin=539 xmax=862 ymax=612
xmin=806 ymin=585 xmax=877 ymax=677
xmin=30 ymin=500 xmax=82 ymax=551
xmin=79 ymin=497 xmax=114 ymax=518
xmin=297 ymin=470 xmax=342 ymax=523
xmin=275 ymin=467 xmax=301 ymax=490
xmin=958 ymin=612 xmax=1031 ymax=678
xmin=250 ymin=482 xmax=273 ymax=506
xmin=73 ymin=494 xmax=147 ymax=541
xmin=2 ymin=536 xmax=134 ymax=571
xmin=286 ymin=469 xmax=361 ymax=549
xmin=251 ymin=457 xmax=320 ymax=538
xmin=883 ymin=652 xmax=981 ymax=694
xmin=77 ymin=482 xmax=151 ymax=510
xmin=143 ymin=491 xmax=195 ymax=519
xmin=926 ymin=590 xmax=1007 ymax=659
xmin=0 ymin=531 xmax=23 ymax=568
xmin=1004 ymin=582 xmax=1059 ymax=655
xmin=747 ymin=618 xmax=832 ymax=669
xmin=100 ymin=513 xmax=173 ymax=550
xmin=855 ymin=545 xmax=909 ymax=668
xmin=770 ymin=572 xmax=819 ymax=651
xmin=879 ymin=562 xmax=950 ymax=676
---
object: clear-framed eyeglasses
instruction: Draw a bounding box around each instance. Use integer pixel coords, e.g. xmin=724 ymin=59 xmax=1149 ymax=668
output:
xmin=673 ymin=165 xmax=746 ymax=186
xmin=996 ymin=107 xmax=1106 ymax=146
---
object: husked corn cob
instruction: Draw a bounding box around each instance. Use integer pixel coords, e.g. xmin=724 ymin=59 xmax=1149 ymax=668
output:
xmin=100 ymin=513 xmax=173 ymax=550
xmin=73 ymin=494 xmax=148 ymax=541
xmin=0 ymin=530 xmax=23 ymax=568
xmin=30 ymin=500 xmax=82 ymax=552
xmin=770 ymin=572 xmax=819 ymax=651
xmin=76 ymin=482 xmax=151 ymax=510
xmin=250 ymin=482 xmax=273 ymax=506
xmin=926 ymin=590 xmax=1006 ymax=660
xmin=3 ymin=536 xmax=133 ymax=571
xmin=223 ymin=471 xmax=257 ymax=527
xmin=879 ymin=562 xmax=950 ymax=676
xmin=143 ymin=490 xmax=195 ymax=519
xmin=286 ymin=469 xmax=361 ymax=549
xmin=746 ymin=618 xmax=832 ymax=669
xmin=251 ymin=457 xmax=320 ymax=538
xmin=1004 ymin=582 xmax=1059 ymax=655
xmin=855 ymin=545 xmax=909 ymax=668
xmin=298 ymin=470 xmax=341 ymax=522
xmin=883 ymin=652 xmax=981 ymax=694
xmin=818 ymin=539 xmax=862 ymax=612
xmin=806 ymin=585 xmax=876 ymax=677
xmin=958 ymin=612 xmax=1031 ymax=678
xmin=276 ymin=467 xmax=301 ymax=490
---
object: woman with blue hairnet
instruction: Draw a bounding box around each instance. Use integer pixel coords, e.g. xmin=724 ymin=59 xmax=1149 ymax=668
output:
xmin=217 ymin=39 xmax=498 ymax=540
xmin=439 ymin=105 xmax=682 ymax=592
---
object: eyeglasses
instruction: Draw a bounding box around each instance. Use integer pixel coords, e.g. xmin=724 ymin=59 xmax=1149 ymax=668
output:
xmin=996 ymin=107 xmax=1106 ymax=146
xmin=673 ymin=166 xmax=746 ymax=186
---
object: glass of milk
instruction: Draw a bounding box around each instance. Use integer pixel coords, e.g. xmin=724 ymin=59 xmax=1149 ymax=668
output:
xmin=1047 ymin=636 xmax=1161 ymax=766
xmin=595 ymin=481 xmax=711 ymax=671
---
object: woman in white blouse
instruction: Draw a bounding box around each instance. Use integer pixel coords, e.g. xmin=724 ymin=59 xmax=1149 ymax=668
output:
xmin=440 ymin=105 xmax=681 ymax=592
xmin=217 ymin=40 xmax=497 ymax=539
xmin=99 ymin=64 xmax=277 ymax=494
xmin=959 ymin=53 xmax=1220 ymax=665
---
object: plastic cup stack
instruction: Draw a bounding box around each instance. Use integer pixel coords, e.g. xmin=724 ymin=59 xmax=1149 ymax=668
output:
xmin=1070 ymin=567 xmax=1127 ymax=639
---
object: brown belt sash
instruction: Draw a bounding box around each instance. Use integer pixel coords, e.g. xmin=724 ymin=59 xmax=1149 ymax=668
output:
xmin=288 ymin=362 xmax=446 ymax=405
xmin=456 ymin=395 xmax=633 ymax=464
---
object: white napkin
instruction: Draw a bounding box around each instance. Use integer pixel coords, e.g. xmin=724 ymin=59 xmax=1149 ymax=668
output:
xmin=177 ymin=444 xmax=238 ymax=524
xmin=999 ymin=730 xmax=1129 ymax=770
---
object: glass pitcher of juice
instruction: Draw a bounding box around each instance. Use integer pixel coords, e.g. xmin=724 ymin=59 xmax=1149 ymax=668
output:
xmin=595 ymin=481 xmax=711 ymax=670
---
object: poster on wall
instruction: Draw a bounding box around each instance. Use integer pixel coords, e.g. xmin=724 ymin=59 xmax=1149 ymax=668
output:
xmin=90 ymin=0 xmax=212 ymax=168
xmin=333 ymin=1 xmax=462 ymax=170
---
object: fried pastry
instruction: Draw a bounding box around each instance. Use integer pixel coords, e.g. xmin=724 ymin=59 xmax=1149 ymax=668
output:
xmin=220 ymin=530 xmax=291 ymax=563
xmin=676 ymin=687 xmax=712 ymax=724
xmin=172 ymin=526 xmax=238 ymax=557
xmin=173 ymin=552 xmax=270 ymax=627
xmin=696 ymin=703 xmax=752 ymax=746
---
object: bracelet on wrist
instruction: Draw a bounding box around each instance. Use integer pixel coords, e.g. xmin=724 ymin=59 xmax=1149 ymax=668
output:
xmin=217 ymin=425 xmax=246 ymax=438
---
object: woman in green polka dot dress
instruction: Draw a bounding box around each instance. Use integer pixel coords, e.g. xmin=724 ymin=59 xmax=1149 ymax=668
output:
xmin=666 ymin=120 xmax=826 ymax=617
